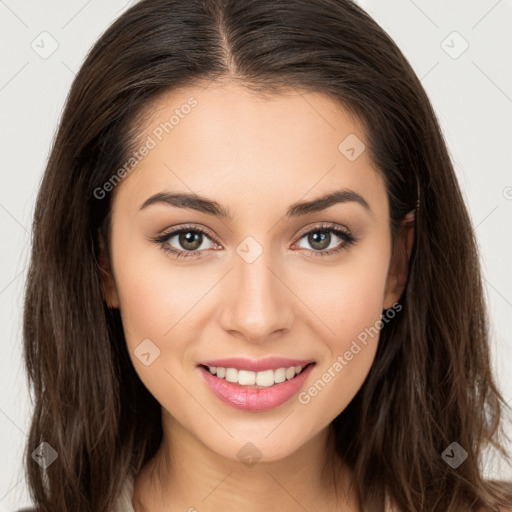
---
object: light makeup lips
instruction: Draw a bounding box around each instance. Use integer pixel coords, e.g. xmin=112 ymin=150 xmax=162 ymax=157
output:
xmin=196 ymin=357 xmax=316 ymax=412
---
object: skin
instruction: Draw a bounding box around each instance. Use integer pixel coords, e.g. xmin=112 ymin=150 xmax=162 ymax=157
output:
xmin=100 ymin=81 xmax=414 ymax=511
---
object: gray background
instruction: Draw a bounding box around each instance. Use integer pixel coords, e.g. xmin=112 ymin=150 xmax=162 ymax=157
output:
xmin=1 ymin=0 xmax=511 ymax=509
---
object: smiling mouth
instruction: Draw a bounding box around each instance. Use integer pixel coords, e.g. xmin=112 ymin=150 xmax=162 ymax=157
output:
xmin=198 ymin=363 xmax=315 ymax=389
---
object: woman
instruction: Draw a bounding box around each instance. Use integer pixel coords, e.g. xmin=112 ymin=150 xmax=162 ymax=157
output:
xmin=22 ymin=0 xmax=512 ymax=510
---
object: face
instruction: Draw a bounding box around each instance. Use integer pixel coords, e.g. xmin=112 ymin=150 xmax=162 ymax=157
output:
xmin=100 ymin=81 xmax=409 ymax=463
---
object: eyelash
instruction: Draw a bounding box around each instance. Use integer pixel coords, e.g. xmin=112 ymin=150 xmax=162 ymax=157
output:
xmin=151 ymin=222 xmax=357 ymax=260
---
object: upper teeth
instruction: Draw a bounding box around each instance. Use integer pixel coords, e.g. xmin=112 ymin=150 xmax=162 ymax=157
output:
xmin=208 ymin=365 xmax=305 ymax=387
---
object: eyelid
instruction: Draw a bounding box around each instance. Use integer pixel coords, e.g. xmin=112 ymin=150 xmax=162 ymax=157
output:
xmin=293 ymin=221 xmax=352 ymax=240
xmin=155 ymin=223 xmax=221 ymax=244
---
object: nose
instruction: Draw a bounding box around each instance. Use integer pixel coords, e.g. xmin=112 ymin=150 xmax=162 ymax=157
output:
xmin=219 ymin=249 xmax=294 ymax=342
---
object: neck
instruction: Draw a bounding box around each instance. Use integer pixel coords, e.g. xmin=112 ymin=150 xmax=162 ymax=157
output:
xmin=133 ymin=410 xmax=360 ymax=512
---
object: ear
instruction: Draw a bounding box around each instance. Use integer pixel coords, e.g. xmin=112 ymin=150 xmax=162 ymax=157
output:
xmin=98 ymin=230 xmax=120 ymax=309
xmin=383 ymin=210 xmax=415 ymax=309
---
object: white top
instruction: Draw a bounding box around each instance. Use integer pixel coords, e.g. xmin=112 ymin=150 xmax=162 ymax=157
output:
xmin=112 ymin=473 xmax=135 ymax=512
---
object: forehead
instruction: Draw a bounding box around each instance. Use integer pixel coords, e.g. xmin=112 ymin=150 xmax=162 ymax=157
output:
xmin=111 ymin=81 xmax=387 ymax=221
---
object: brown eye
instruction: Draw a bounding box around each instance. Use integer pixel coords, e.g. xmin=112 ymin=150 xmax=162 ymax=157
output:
xmin=307 ymin=231 xmax=331 ymax=251
xmin=294 ymin=224 xmax=356 ymax=258
xmin=153 ymin=224 xmax=220 ymax=259
xmin=178 ymin=231 xmax=203 ymax=251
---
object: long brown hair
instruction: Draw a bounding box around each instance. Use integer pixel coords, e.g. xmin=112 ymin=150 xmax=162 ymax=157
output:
xmin=23 ymin=0 xmax=512 ymax=510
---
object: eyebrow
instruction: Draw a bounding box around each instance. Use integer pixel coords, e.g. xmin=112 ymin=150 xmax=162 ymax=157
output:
xmin=139 ymin=188 xmax=371 ymax=219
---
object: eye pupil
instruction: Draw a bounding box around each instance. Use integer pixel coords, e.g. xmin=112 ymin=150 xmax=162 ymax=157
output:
xmin=309 ymin=231 xmax=330 ymax=250
xmin=179 ymin=231 xmax=202 ymax=250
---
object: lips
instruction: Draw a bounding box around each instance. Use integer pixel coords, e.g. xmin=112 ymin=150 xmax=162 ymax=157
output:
xmin=196 ymin=357 xmax=316 ymax=412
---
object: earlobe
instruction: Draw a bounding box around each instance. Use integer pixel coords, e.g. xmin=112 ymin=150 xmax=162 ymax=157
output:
xmin=98 ymin=232 xmax=120 ymax=309
xmin=383 ymin=210 xmax=415 ymax=309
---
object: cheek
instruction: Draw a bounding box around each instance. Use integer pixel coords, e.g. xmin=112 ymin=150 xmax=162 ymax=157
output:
xmin=295 ymin=243 xmax=390 ymax=415
xmin=110 ymin=217 xmax=205 ymax=348
xmin=114 ymin=261 xmax=169 ymax=345
xmin=111 ymin=249 xmax=205 ymax=406
xmin=302 ymin=240 xmax=391 ymax=349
